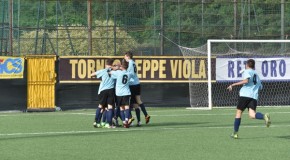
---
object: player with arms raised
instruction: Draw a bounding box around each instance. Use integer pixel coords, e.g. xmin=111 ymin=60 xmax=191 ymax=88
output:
xmin=91 ymin=59 xmax=116 ymax=128
xmin=227 ymin=59 xmax=271 ymax=139
xmin=124 ymin=51 xmax=150 ymax=126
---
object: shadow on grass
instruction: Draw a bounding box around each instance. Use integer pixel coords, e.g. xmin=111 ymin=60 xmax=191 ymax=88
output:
xmin=0 ymin=132 xmax=102 ymax=141
xmin=144 ymin=121 xmax=210 ymax=128
xmin=235 ymin=136 xmax=271 ymax=140
xmin=0 ymin=122 xmax=210 ymax=141
xmin=276 ymin=135 xmax=290 ymax=139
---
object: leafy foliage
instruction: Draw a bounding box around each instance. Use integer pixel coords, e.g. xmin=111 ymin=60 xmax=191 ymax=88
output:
xmin=1 ymin=0 xmax=289 ymax=55
xmin=16 ymin=20 xmax=138 ymax=55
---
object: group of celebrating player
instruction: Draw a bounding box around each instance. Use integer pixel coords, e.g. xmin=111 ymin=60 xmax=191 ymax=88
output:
xmin=91 ymin=51 xmax=150 ymax=128
xmin=91 ymin=52 xmax=271 ymax=138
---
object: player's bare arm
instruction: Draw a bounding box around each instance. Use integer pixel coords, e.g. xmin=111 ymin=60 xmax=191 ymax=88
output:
xmin=90 ymin=72 xmax=97 ymax=77
xmin=227 ymin=79 xmax=249 ymax=91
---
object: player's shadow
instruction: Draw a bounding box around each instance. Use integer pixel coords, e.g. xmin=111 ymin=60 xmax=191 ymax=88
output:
xmin=0 ymin=131 xmax=115 ymax=141
xmin=147 ymin=121 xmax=210 ymax=128
xmin=235 ymin=136 xmax=271 ymax=140
xmin=0 ymin=122 xmax=210 ymax=141
xmin=276 ymin=135 xmax=290 ymax=139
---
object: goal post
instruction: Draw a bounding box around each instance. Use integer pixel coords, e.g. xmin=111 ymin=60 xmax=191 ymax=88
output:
xmin=181 ymin=39 xmax=290 ymax=110
xmin=207 ymin=41 xmax=212 ymax=110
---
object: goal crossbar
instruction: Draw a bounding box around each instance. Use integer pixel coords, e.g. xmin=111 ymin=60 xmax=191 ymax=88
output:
xmin=208 ymin=39 xmax=290 ymax=43
xmin=207 ymin=39 xmax=290 ymax=110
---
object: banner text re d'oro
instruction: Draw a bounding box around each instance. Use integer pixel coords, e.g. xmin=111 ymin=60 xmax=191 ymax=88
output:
xmin=216 ymin=57 xmax=290 ymax=82
xmin=58 ymin=56 xmax=215 ymax=83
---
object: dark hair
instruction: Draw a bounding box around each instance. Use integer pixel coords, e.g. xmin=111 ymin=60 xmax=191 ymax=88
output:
xmin=125 ymin=51 xmax=133 ymax=59
xmin=247 ymin=59 xmax=255 ymax=69
xmin=121 ymin=59 xmax=129 ymax=69
xmin=106 ymin=59 xmax=114 ymax=66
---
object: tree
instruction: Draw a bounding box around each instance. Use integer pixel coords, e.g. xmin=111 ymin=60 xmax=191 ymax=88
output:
xmin=15 ymin=20 xmax=138 ymax=56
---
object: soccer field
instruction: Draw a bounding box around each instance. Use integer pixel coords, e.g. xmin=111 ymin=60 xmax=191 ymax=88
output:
xmin=1 ymin=107 xmax=289 ymax=160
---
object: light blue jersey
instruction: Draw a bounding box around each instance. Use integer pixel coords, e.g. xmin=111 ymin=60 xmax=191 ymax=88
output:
xmin=127 ymin=59 xmax=140 ymax=85
xmin=95 ymin=68 xmax=115 ymax=94
xmin=111 ymin=70 xmax=133 ymax=96
xmin=239 ymin=69 xmax=262 ymax=100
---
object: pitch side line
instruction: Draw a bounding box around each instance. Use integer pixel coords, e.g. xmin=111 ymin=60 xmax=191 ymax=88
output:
xmin=0 ymin=124 xmax=290 ymax=137
xmin=67 ymin=113 xmax=235 ymax=116
xmin=67 ymin=111 xmax=290 ymax=116
xmin=0 ymin=112 xmax=234 ymax=117
xmin=1 ymin=106 xmax=289 ymax=115
xmin=1 ymin=111 xmax=290 ymax=117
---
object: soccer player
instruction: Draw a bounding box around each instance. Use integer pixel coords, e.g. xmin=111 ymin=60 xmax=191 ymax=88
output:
xmin=111 ymin=62 xmax=122 ymax=127
xmin=110 ymin=60 xmax=133 ymax=128
xmin=124 ymin=51 xmax=150 ymax=126
xmin=130 ymin=104 xmax=141 ymax=127
xmin=101 ymin=108 xmax=108 ymax=127
xmin=227 ymin=59 xmax=271 ymax=139
xmin=91 ymin=59 xmax=116 ymax=128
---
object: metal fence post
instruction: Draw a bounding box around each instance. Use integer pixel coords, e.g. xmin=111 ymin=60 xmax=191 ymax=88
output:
xmin=114 ymin=2 xmax=116 ymax=56
xmin=281 ymin=0 xmax=285 ymax=52
xmin=9 ymin=0 xmax=13 ymax=56
xmin=160 ymin=0 xmax=164 ymax=55
xmin=87 ymin=0 xmax=92 ymax=55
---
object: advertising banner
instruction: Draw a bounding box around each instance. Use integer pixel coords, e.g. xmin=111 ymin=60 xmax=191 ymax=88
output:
xmin=216 ymin=57 xmax=290 ymax=81
xmin=0 ymin=57 xmax=24 ymax=79
xmin=59 ymin=56 xmax=214 ymax=83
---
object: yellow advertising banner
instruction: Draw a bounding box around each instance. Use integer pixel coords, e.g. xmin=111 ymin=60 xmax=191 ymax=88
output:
xmin=0 ymin=57 xmax=25 ymax=79
xmin=59 ymin=56 xmax=215 ymax=83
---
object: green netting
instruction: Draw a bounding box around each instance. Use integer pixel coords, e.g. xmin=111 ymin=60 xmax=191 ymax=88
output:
xmin=0 ymin=0 xmax=289 ymax=56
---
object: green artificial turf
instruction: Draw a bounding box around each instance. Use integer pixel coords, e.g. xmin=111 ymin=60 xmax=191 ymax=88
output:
xmin=0 ymin=107 xmax=289 ymax=160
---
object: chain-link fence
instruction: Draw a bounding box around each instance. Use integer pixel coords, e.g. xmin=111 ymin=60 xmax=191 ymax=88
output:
xmin=0 ymin=0 xmax=289 ymax=56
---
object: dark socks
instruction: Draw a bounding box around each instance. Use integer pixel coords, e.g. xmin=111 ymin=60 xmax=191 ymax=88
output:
xmin=102 ymin=110 xmax=107 ymax=123
xmin=234 ymin=118 xmax=241 ymax=132
xmin=120 ymin=110 xmax=125 ymax=121
xmin=114 ymin=107 xmax=120 ymax=119
xmin=107 ymin=109 xmax=113 ymax=126
xmin=125 ymin=109 xmax=131 ymax=121
xmin=135 ymin=108 xmax=141 ymax=122
xmin=95 ymin=108 xmax=102 ymax=123
xmin=140 ymin=103 xmax=148 ymax=116
xmin=255 ymin=112 xmax=264 ymax=120
xmin=129 ymin=107 xmax=133 ymax=119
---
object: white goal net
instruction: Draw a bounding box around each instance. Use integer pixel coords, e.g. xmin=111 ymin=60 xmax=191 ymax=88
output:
xmin=180 ymin=39 xmax=290 ymax=110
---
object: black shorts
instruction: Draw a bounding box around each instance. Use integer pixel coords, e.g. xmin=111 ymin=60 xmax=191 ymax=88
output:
xmin=237 ymin=97 xmax=257 ymax=111
xmin=130 ymin=96 xmax=137 ymax=105
xmin=117 ymin=96 xmax=130 ymax=106
xmin=113 ymin=95 xmax=118 ymax=108
xmin=130 ymin=84 xmax=141 ymax=104
xmin=130 ymin=84 xmax=141 ymax=96
xmin=98 ymin=88 xmax=115 ymax=106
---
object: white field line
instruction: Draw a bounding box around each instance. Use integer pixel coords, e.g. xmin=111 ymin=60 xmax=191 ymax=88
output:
xmin=0 ymin=124 xmax=290 ymax=137
xmin=67 ymin=113 xmax=237 ymax=116
xmin=1 ymin=106 xmax=289 ymax=114
xmin=56 ymin=111 xmax=290 ymax=117
xmin=1 ymin=111 xmax=290 ymax=117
